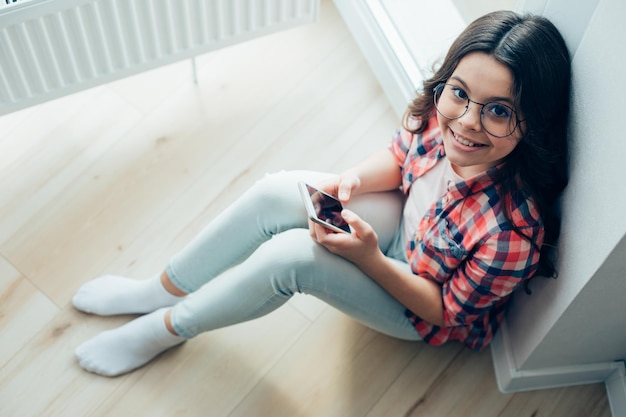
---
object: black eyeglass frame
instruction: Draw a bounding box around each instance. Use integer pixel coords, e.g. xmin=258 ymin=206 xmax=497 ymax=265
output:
xmin=433 ymin=83 xmax=523 ymax=138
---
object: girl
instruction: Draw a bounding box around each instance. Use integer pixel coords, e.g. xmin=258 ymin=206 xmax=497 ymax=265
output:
xmin=73 ymin=10 xmax=571 ymax=377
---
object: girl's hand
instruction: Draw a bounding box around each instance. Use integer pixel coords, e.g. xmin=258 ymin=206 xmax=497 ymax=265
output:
xmin=308 ymin=209 xmax=381 ymax=267
xmin=315 ymin=174 xmax=361 ymax=205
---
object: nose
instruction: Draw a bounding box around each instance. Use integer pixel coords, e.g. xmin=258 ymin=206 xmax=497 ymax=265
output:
xmin=458 ymin=101 xmax=483 ymax=132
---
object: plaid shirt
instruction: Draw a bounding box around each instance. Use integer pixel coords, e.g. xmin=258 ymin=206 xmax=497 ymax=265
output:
xmin=390 ymin=115 xmax=543 ymax=350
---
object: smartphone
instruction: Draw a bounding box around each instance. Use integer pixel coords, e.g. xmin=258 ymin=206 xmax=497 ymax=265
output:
xmin=298 ymin=182 xmax=351 ymax=234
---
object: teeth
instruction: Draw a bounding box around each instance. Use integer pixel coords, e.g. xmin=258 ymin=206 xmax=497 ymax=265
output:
xmin=453 ymin=132 xmax=480 ymax=147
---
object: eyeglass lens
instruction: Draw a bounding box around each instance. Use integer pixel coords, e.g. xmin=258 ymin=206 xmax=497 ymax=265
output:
xmin=434 ymin=84 xmax=517 ymax=137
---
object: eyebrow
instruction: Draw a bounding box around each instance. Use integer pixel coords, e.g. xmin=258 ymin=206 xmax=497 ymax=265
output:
xmin=449 ymin=76 xmax=515 ymax=105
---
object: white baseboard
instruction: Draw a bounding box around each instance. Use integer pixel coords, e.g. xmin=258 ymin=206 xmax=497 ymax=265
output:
xmin=606 ymin=364 xmax=626 ymax=417
xmin=491 ymin=321 xmax=626 ymax=416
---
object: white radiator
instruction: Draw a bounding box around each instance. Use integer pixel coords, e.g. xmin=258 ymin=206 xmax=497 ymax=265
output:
xmin=0 ymin=0 xmax=319 ymax=116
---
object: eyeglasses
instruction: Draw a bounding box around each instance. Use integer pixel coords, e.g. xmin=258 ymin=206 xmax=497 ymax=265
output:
xmin=433 ymin=83 xmax=522 ymax=138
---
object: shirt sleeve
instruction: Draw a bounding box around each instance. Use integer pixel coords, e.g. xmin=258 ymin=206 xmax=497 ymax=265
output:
xmin=389 ymin=128 xmax=414 ymax=167
xmin=440 ymin=228 xmax=541 ymax=328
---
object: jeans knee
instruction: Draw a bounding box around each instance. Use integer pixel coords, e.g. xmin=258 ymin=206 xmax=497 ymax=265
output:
xmin=247 ymin=171 xmax=300 ymax=211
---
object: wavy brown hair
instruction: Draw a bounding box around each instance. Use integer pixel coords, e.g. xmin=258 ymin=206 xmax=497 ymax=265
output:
xmin=404 ymin=11 xmax=571 ymax=280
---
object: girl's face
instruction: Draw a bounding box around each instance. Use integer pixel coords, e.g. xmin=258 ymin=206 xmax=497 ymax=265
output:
xmin=437 ymin=52 xmax=522 ymax=178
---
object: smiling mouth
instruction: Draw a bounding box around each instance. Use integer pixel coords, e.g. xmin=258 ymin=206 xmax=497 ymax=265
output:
xmin=452 ymin=131 xmax=487 ymax=147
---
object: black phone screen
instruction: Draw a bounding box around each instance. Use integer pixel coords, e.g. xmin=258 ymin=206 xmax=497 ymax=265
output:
xmin=305 ymin=184 xmax=350 ymax=233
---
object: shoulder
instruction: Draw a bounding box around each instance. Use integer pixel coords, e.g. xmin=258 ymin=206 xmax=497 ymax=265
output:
xmin=391 ymin=115 xmax=444 ymax=177
xmin=455 ymin=181 xmax=543 ymax=261
xmin=468 ymin=169 xmax=543 ymax=235
xmin=493 ymin=185 xmax=544 ymax=242
xmin=412 ymin=114 xmax=443 ymax=156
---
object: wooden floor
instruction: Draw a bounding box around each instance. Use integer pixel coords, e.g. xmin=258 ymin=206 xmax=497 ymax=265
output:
xmin=0 ymin=1 xmax=612 ymax=416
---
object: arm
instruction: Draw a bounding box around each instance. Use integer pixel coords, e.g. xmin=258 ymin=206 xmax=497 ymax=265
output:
xmin=442 ymin=229 xmax=540 ymax=327
xmin=340 ymin=148 xmax=402 ymax=194
xmin=353 ymin=235 xmax=445 ymax=327
xmin=317 ymin=148 xmax=402 ymax=203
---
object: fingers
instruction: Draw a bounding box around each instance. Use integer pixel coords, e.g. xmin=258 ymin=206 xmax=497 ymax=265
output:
xmin=308 ymin=219 xmax=333 ymax=242
xmin=314 ymin=175 xmax=360 ymax=204
xmin=340 ymin=210 xmax=360 ymax=232
xmin=337 ymin=176 xmax=360 ymax=203
xmin=312 ymin=210 xmax=379 ymax=265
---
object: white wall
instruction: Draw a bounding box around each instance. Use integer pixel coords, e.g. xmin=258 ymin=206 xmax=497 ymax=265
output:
xmin=505 ymin=0 xmax=626 ymax=371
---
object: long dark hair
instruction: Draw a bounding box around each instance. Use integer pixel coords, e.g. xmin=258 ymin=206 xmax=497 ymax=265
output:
xmin=404 ymin=11 xmax=571 ymax=279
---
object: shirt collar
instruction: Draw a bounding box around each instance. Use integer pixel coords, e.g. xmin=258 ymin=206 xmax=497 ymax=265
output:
xmin=444 ymin=156 xmax=502 ymax=201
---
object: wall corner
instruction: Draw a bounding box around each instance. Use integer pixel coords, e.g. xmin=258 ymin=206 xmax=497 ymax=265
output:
xmin=491 ymin=320 xmax=622 ymax=394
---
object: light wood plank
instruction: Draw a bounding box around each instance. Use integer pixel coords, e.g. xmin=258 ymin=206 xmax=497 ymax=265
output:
xmin=0 ymin=307 xmax=127 ymax=417
xmin=365 ymin=342 xmax=465 ymax=416
xmin=399 ymin=348 xmax=513 ymax=416
xmin=0 ymin=89 xmax=141 ymax=243
xmin=85 ymin=305 xmax=312 ymax=417
xmin=228 ymin=308 xmax=422 ymax=417
xmin=498 ymin=382 xmax=612 ymax=417
xmin=0 ymin=256 xmax=58 ymax=368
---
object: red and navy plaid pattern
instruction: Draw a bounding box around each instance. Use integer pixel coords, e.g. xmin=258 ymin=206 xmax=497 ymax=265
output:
xmin=390 ymin=116 xmax=543 ymax=350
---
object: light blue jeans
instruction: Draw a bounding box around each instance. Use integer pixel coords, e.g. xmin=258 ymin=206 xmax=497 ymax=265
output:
xmin=166 ymin=170 xmax=421 ymax=342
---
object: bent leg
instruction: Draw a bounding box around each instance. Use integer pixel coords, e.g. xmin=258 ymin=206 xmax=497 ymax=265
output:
xmin=72 ymin=169 xmax=406 ymax=316
xmin=172 ymin=228 xmax=419 ymax=342
xmin=75 ymin=196 xmax=411 ymax=376
xmin=167 ymin=170 xmax=406 ymax=294
xmin=165 ymin=170 xmax=333 ymax=293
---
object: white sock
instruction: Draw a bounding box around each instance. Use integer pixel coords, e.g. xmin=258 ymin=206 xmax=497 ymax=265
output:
xmin=72 ymin=274 xmax=185 ymax=316
xmin=75 ymin=308 xmax=186 ymax=377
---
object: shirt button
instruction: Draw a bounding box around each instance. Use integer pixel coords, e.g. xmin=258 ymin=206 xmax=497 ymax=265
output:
xmin=442 ymin=196 xmax=449 ymax=204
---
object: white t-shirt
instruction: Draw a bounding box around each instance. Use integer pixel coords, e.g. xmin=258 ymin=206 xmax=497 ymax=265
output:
xmin=402 ymin=158 xmax=463 ymax=244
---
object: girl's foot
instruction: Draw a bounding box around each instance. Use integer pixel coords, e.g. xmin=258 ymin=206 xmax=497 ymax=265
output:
xmin=75 ymin=308 xmax=185 ymax=376
xmin=72 ymin=275 xmax=185 ymax=315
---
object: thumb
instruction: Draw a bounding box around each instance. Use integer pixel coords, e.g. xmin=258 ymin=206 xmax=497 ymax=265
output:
xmin=342 ymin=209 xmax=377 ymax=245
xmin=341 ymin=209 xmax=364 ymax=232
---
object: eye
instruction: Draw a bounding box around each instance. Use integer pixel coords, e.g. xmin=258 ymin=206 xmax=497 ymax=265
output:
xmin=484 ymin=102 xmax=513 ymax=119
xmin=449 ymin=85 xmax=469 ymax=101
